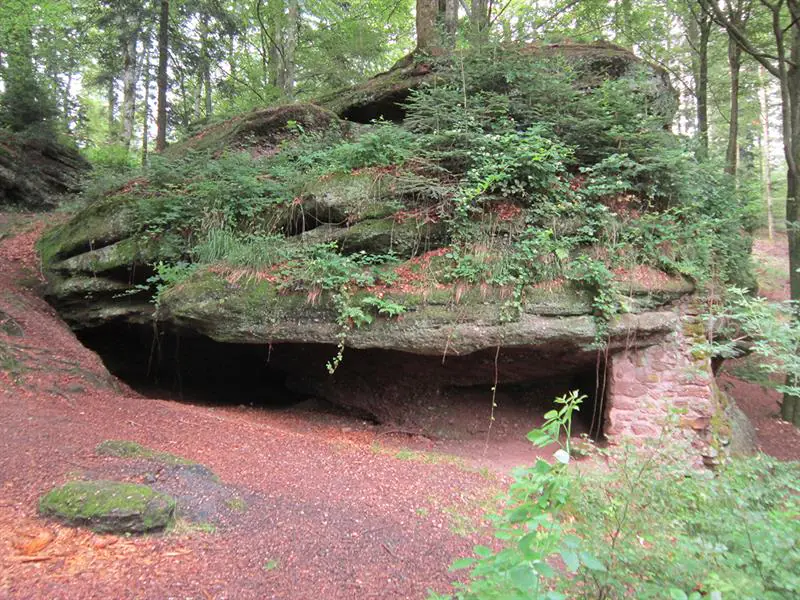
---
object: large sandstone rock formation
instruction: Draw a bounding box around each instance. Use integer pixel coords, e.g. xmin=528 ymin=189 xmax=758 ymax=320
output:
xmin=37 ymin=43 xmax=727 ymax=459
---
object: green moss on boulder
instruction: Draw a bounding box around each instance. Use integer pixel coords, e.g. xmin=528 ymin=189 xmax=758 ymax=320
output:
xmin=39 ymin=480 xmax=176 ymax=534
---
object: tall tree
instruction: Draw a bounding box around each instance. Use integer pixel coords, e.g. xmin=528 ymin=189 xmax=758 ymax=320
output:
xmin=156 ymin=0 xmax=169 ymax=152
xmin=723 ymin=0 xmax=753 ymax=176
xmin=703 ymin=0 xmax=800 ymax=424
xmin=759 ymin=65 xmax=775 ymax=239
xmin=416 ymin=0 xmax=440 ymax=52
xmin=685 ymin=1 xmax=713 ymax=158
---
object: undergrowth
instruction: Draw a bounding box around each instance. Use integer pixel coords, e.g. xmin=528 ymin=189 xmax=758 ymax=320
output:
xmin=432 ymin=392 xmax=800 ymax=600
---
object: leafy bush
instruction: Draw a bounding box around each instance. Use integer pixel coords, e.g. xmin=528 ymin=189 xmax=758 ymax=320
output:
xmin=701 ymin=288 xmax=800 ymax=398
xmin=439 ymin=396 xmax=800 ymax=600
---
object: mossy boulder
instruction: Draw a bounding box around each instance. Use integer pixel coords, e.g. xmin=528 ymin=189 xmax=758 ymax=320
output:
xmin=0 ymin=130 xmax=89 ymax=210
xmin=38 ymin=41 xmax=698 ymax=357
xmin=319 ymin=41 xmax=676 ymax=125
xmin=39 ymin=480 xmax=176 ymax=534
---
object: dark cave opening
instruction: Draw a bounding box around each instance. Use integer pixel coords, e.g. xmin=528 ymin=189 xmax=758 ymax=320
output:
xmin=75 ymin=321 xmax=607 ymax=439
xmin=340 ymin=91 xmax=410 ymax=124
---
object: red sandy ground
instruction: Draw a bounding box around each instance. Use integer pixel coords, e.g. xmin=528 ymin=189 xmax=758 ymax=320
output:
xmin=0 ymin=217 xmax=798 ymax=599
xmin=0 ymin=216 xmax=499 ymax=599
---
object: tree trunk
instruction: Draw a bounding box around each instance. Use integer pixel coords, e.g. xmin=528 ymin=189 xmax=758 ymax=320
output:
xmin=440 ymin=0 xmax=458 ymax=47
xmin=781 ymin=23 xmax=800 ymax=425
xmin=283 ymin=0 xmax=298 ymax=97
xmin=193 ymin=76 xmax=202 ymax=121
xmin=107 ymin=78 xmax=116 ymax=142
xmin=121 ymin=30 xmax=139 ymax=152
xmin=62 ymin=70 xmax=72 ymax=124
xmin=470 ymin=0 xmax=489 ymax=44
xmin=758 ymin=65 xmax=774 ymax=239
xmin=142 ymin=36 xmax=151 ymax=165
xmin=697 ymin=15 xmax=711 ymax=159
xmin=156 ymin=0 xmax=169 ymax=153
xmin=416 ymin=0 xmax=440 ymax=53
xmin=725 ymin=36 xmax=741 ymax=175
xmin=200 ymin=15 xmax=212 ymax=117
xmin=268 ymin=0 xmax=284 ymax=89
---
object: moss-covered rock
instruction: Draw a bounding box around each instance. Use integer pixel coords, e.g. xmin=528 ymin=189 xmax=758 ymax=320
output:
xmin=319 ymin=41 xmax=676 ymax=125
xmin=0 ymin=131 xmax=89 ymax=210
xmin=39 ymin=480 xmax=176 ymax=534
xmin=166 ymin=103 xmax=344 ymax=158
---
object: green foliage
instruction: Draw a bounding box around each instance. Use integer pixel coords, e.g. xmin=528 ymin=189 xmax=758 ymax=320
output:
xmin=563 ymin=450 xmax=800 ymax=599
xmin=444 ymin=391 xmax=596 ymax=600
xmin=439 ymin=397 xmax=800 ymax=600
xmin=700 ymin=288 xmax=800 ymax=397
xmin=83 ymin=143 xmax=139 ymax=174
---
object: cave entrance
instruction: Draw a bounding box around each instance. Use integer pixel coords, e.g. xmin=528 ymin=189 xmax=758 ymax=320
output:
xmin=339 ymin=90 xmax=410 ymax=124
xmin=75 ymin=321 xmax=608 ymax=441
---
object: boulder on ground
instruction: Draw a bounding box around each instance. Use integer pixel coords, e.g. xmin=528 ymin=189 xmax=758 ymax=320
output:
xmin=39 ymin=480 xmax=176 ymax=534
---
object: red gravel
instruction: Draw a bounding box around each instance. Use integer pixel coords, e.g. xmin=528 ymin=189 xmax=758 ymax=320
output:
xmin=0 ymin=214 xmax=499 ymax=599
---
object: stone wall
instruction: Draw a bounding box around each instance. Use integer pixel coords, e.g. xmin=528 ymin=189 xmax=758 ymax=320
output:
xmin=604 ymin=307 xmax=717 ymax=463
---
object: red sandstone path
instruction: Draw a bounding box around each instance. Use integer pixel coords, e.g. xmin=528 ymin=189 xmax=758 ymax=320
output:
xmin=0 ymin=216 xmax=798 ymax=599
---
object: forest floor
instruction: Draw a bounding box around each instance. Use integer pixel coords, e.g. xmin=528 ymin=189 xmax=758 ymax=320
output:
xmin=0 ymin=215 xmax=798 ymax=599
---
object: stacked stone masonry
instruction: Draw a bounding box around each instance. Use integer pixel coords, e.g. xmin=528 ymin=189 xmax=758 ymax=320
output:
xmin=605 ymin=308 xmax=716 ymax=459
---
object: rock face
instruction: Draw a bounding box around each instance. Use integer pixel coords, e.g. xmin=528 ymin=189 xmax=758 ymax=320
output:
xmin=37 ymin=42 xmax=726 ymax=457
xmin=39 ymin=480 xmax=176 ymax=534
xmin=320 ymin=41 xmax=677 ymax=125
xmin=0 ymin=130 xmax=89 ymax=209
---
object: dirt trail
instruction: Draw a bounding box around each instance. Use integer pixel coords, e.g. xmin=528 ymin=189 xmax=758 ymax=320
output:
xmin=0 ymin=215 xmax=500 ymax=599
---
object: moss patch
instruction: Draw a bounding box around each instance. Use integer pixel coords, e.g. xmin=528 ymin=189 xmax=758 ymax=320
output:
xmin=39 ymin=480 xmax=176 ymax=534
xmin=96 ymin=439 xmax=197 ymax=467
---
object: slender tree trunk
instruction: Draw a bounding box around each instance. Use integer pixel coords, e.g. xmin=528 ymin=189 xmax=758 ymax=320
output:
xmin=107 ymin=78 xmax=116 ymax=142
xmin=697 ymin=15 xmax=711 ymax=159
xmin=283 ymin=0 xmax=298 ymax=97
xmin=726 ymin=37 xmax=741 ymax=175
xmin=121 ymin=30 xmax=139 ymax=152
xmin=781 ymin=24 xmax=800 ymax=425
xmin=200 ymin=15 xmax=212 ymax=117
xmin=142 ymin=37 xmax=151 ymax=165
xmin=193 ymin=76 xmax=202 ymax=121
xmin=62 ymin=70 xmax=72 ymax=125
xmin=268 ymin=0 xmax=284 ymax=89
xmin=440 ymin=0 xmax=458 ymax=47
xmin=758 ymin=65 xmax=774 ymax=239
xmin=156 ymin=0 xmax=169 ymax=152
xmin=470 ymin=0 xmax=489 ymax=44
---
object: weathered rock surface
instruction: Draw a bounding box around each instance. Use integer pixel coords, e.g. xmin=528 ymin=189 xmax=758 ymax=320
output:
xmin=38 ymin=41 xmax=686 ymax=351
xmin=39 ymin=480 xmax=176 ymax=534
xmin=320 ymin=41 xmax=677 ymax=125
xmin=34 ymin=42 xmax=727 ymax=456
xmin=0 ymin=131 xmax=89 ymax=209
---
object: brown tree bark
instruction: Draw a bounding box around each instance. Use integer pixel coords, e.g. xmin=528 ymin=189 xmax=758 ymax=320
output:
xmin=121 ymin=28 xmax=140 ymax=152
xmin=141 ymin=35 xmax=151 ymax=165
xmin=758 ymin=66 xmax=774 ymax=239
xmin=725 ymin=35 xmax=741 ymax=175
xmin=155 ymin=0 xmax=169 ymax=153
xmin=416 ymin=0 xmax=440 ymax=53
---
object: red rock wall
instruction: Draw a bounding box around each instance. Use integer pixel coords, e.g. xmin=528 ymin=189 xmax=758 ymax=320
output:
xmin=605 ymin=308 xmax=716 ymax=463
